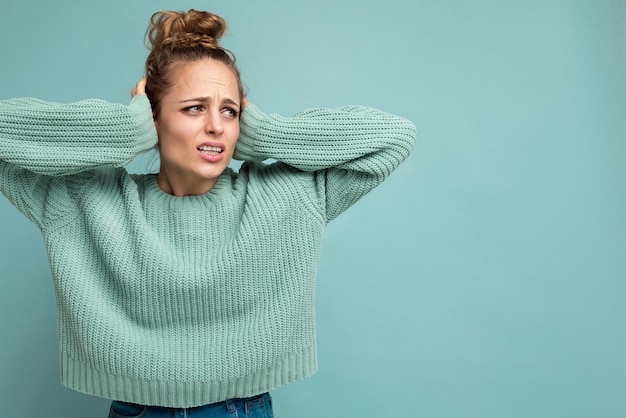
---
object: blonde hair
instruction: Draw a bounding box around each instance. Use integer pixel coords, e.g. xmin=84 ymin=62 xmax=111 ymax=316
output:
xmin=144 ymin=9 xmax=243 ymax=116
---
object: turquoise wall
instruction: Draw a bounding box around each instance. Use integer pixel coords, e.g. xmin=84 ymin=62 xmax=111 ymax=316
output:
xmin=1 ymin=0 xmax=625 ymax=417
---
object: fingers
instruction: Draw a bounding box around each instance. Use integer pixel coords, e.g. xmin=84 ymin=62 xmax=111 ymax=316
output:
xmin=131 ymin=78 xmax=147 ymax=97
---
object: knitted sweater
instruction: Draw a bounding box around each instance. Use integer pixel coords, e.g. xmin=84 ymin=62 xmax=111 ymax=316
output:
xmin=0 ymin=94 xmax=416 ymax=407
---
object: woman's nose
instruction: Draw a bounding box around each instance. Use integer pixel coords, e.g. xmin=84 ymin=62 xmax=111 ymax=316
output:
xmin=204 ymin=111 xmax=224 ymax=135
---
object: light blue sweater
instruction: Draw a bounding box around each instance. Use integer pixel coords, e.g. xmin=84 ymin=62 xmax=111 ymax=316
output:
xmin=0 ymin=95 xmax=416 ymax=407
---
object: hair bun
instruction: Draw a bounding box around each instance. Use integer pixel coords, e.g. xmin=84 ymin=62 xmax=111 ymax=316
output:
xmin=147 ymin=9 xmax=227 ymax=51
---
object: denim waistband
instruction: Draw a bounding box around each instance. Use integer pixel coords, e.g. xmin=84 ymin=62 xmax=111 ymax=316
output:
xmin=108 ymin=392 xmax=273 ymax=418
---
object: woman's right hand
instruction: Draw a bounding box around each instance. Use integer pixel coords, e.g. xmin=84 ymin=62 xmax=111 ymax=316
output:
xmin=131 ymin=78 xmax=147 ymax=97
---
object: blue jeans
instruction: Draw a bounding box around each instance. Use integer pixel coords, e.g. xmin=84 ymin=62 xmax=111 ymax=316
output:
xmin=108 ymin=393 xmax=273 ymax=418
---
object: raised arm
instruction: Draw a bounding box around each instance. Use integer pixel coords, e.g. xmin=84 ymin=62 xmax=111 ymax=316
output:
xmin=235 ymin=103 xmax=416 ymax=220
xmin=0 ymin=94 xmax=157 ymax=176
xmin=0 ymin=93 xmax=157 ymax=226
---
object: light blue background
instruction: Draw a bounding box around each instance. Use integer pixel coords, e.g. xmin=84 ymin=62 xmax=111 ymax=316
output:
xmin=1 ymin=0 xmax=625 ymax=417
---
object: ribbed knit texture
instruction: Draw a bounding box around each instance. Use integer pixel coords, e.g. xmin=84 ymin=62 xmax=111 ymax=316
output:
xmin=0 ymin=94 xmax=416 ymax=407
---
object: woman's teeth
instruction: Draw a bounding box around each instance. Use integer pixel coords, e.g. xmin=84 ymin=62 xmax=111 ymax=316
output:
xmin=198 ymin=145 xmax=223 ymax=154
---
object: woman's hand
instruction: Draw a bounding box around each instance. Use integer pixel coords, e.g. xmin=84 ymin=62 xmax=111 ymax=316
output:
xmin=131 ymin=78 xmax=147 ymax=97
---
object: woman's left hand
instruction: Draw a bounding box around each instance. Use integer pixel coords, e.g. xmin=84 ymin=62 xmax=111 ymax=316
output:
xmin=131 ymin=78 xmax=147 ymax=97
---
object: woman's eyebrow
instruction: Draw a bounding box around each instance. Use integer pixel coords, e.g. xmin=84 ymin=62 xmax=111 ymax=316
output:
xmin=178 ymin=97 xmax=240 ymax=107
xmin=178 ymin=97 xmax=210 ymax=104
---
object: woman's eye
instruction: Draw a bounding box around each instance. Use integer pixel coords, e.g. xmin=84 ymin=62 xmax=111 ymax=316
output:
xmin=222 ymin=107 xmax=239 ymax=118
xmin=184 ymin=105 xmax=203 ymax=113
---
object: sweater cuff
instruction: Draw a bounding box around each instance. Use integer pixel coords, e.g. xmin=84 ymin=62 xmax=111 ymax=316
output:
xmin=234 ymin=103 xmax=267 ymax=162
xmin=128 ymin=95 xmax=158 ymax=154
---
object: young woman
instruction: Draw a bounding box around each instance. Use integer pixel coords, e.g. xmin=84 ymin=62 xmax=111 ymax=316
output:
xmin=0 ymin=9 xmax=416 ymax=417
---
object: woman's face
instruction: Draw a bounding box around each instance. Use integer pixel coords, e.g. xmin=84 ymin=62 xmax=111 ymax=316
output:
xmin=154 ymin=58 xmax=241 ymax=196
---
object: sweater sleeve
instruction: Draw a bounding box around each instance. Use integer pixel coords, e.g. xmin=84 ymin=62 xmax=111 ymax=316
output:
xmin=234 ymin=104 xmax=416 ymax=221
xmin=0 ymin=94 xmax=157 ymax=175
xmin=0 ymin=94 xmax=157 ymax=226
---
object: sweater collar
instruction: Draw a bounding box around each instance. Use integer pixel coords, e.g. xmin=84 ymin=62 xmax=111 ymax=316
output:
xmin=142 ymin=169 xmax=234 ymax=210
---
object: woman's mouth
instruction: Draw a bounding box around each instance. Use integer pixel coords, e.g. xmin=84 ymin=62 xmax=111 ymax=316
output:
xmin=197 ymin=145 xmax=223 ymax=155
